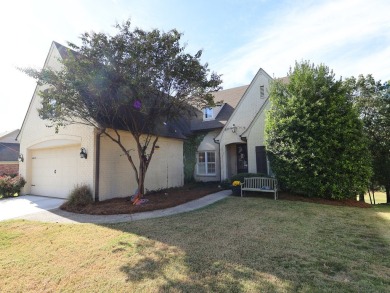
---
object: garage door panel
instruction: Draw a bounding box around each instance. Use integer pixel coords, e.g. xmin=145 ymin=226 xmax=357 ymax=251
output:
xmin=31 ymin=146 xmax=79 ymax=198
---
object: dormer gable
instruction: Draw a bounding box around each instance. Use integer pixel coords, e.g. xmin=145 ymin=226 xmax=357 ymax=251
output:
xmin=202 ymin=103 xmax=223 ymax=121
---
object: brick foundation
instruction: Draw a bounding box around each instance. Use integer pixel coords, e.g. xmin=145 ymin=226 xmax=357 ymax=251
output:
xmin=0 ymin=163 xmax=19 ymax=175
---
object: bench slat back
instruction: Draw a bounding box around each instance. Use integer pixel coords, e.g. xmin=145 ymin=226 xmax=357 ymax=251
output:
xmin=244 ymin=177 xmax=277 ymax=190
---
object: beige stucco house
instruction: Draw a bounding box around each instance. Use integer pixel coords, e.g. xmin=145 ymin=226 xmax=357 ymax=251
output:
xmin=190 ymin=85 xmax=248 ymax=182
xmin=17 ymin=41 xmax=277 ymax=201
xmin=17 ymin=42 xmax=186 ymax=200
xmin=194 ymin=68 xmax=273 ymax=181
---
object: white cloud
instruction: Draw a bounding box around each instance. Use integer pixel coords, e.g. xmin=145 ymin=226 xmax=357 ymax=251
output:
xmin=216 ymin=0 xmax=390 ymax=87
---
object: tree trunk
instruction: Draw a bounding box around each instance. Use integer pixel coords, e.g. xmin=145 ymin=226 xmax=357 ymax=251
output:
xmin=137 ymin=156 xmax=148 ymax=197
xmin=386 ymin=185 xmax=390 ymax=204
xmin=367 ymin=189 xmax=373 ymax=205
xmin=358 ymin=193 xmax=365 ymax=202
xmin=138 ymin=168 xmax=146 ymax=196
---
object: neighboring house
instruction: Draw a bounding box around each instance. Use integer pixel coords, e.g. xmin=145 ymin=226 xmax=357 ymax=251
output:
xmin=0 ymin=129 xmax=20 ymax=175
xmin=193 ymin=68 xmax=274 ymax=181
xmin=17 ymin=42 xmax=188 ymax=200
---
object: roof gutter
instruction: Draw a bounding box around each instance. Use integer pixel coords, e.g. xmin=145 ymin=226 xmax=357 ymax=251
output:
xmin=94 ymin=129 xmax=103 ymax=202
xmin=213 ymin=137 xmax=222 ymax=182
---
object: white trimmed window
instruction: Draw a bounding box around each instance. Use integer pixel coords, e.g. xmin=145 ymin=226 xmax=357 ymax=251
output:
xmin=197 ymin=151 xmax=216 ymax=175
xmin=203 ymin=107 xmax=213 ymax=120
xmin=260 ymin=85 xmax=265 ymax=98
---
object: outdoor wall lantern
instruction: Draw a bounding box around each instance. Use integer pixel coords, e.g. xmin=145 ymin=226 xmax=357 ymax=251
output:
xmin=18 ymin=153 xmax=24 ymax=162
xmin=80 ymin=147 xmax=87 ymax=159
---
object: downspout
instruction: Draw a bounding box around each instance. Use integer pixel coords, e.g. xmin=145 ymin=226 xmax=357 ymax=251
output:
xmin=94 ymin=130 xmax=102 ymax=202
xmin=213 ymin=137 xmax=222 ymax=182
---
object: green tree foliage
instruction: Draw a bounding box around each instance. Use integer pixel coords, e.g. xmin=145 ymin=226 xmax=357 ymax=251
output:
xmin=345 ymin=75 xmax=390 ymax=203
xmin=23 ymin=21 xmax=222 ymax=197
xmin=265 ymin=61 xmax=371 ymax=199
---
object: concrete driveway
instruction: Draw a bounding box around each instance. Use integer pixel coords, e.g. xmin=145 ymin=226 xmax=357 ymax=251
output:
xmin=0 ymin=195 xmax=66 ymax=221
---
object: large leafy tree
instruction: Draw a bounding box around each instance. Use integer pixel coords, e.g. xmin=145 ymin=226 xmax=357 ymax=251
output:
xmin=345 ymin=75 xmax=390 ymax=203
xmin=23 ymin=21 xmax=222 ymax=198
xmin=265 ymin=61 xmax=371 ymax=200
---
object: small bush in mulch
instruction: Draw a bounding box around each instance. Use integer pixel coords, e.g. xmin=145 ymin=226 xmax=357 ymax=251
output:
xmin=62 ymin=184 xmax=93 ymax=209
xmin=0 ymin=175 xmax=26 ymax=198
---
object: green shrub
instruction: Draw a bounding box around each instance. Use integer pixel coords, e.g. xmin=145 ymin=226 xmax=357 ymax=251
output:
xmin=220 ymin=179 xmax=231 ymax=189
xmin=230 ymin=173 xmax=268 ymax=184
xmin=66 ymin=184 xmax=93 ymax=207
xmin=0 ymin=175 xmax=26 ymax=198
xmin=266 ymin=61 xmax=371 ymax=199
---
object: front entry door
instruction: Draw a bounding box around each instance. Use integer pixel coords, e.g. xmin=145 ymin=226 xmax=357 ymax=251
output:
xmin=236 ymin=144 xmax=248 ymax=173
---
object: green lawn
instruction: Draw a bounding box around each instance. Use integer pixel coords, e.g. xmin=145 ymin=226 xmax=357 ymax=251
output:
xmin=1 ymin=197 xmax=389 ymax=292
xmin=364 ymin=191 xmax=388 ymax=205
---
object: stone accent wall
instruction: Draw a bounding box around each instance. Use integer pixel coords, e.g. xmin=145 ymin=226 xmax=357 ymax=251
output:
xmin=0 ymin=163 xmax=19 ymax=175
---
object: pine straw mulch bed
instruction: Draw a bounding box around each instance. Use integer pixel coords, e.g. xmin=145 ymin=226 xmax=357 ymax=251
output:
xmin=60 ymin=183 xmax=222 ymax=215
xmin=61 ymin=185 xmax=372 ymax=215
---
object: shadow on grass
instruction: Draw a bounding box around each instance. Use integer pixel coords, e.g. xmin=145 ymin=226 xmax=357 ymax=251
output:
xmin=98 ymin=197 xmax=390 ymax=292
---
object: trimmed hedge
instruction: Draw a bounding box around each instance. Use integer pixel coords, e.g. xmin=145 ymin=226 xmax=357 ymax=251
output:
xmin=230 ymin=173 xmax=268 ymax=183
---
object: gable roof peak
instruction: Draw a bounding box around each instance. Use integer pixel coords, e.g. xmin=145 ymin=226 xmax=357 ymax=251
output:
xmin=0 ymin=129 xmax=20 ymax=143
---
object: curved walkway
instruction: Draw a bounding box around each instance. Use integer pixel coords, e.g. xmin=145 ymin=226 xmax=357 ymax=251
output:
xmin=13 ymin=190 xmax=231 ymax=224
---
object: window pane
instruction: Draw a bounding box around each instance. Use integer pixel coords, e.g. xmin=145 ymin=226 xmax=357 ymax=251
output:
xmin=197 ymin=151 xmax=216 ymax=175
xmin=203 ymin=107 xmax=213 ymax=119
xmin=198 ymin=163 xmax=206 ymax=174
xmin=198 ymin=152 xmax=205 ymax=163
xmin=207 ymin=163 xmax=216 ymax=174
xmin=207 ymin=152 xmax=215 ymax=162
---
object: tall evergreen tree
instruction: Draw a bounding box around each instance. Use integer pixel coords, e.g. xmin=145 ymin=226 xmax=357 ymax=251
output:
xmin=345 ymin=75 xmax=390 ymax=203
xmin=266 ymin=61 xmax=371 ymax=199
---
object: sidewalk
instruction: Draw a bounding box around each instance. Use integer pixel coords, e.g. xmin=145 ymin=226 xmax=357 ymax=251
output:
xmin=14 ymin=190 xmax=232 ymax=224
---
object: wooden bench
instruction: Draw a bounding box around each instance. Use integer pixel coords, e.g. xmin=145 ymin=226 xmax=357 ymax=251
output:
xmin=241 ymin=177 xmax=278 ymax=200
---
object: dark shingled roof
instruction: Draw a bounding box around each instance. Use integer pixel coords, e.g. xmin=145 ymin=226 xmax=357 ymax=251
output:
xmin=190 ymin=85 xmax=248 ymax=132
xmin=53 ymin=41 xmax=77 ymax=60
xmin=0 ymin=143 xmax=19 ymax=161
xmin=0 ymin=130 xmax=19 ymax=143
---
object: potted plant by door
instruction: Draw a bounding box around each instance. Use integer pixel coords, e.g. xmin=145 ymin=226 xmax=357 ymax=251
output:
xmin=231 ymin=180 xmax=241 ymax=196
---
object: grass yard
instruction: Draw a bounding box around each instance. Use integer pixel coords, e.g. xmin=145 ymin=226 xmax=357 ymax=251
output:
xmin=1 ymin=198 xmax=390 ymax=292
xmin=364 ymin=191 xmax=388 ymax=205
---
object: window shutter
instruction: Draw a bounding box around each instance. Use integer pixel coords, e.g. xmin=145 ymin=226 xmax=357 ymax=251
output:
xmin=256 ymin=146 xmax=267 ymax=174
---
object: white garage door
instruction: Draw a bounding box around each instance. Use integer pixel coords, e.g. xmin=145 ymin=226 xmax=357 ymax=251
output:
xmin=31 ymin=146 xmax=79 ymax=198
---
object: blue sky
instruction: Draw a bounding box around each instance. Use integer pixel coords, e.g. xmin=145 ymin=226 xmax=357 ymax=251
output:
xmin=1 ymin=0 xmax=389 ymax=133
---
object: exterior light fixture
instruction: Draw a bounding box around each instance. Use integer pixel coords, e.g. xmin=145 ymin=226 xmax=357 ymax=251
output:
xmin=80 ymin=147 xmax=87 ymax=159
xmin=231 ymin=124 xmax=237 ymax=133
xmin=18 ymin=153 xmax=24 ymax=162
